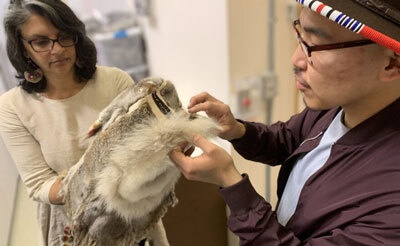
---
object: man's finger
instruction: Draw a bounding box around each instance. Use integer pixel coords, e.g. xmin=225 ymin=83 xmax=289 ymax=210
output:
xmin=188 ymin=92 xmax=208 ymax=109
xmin=170 ymin=148 xmax=191 ymax=169
xmin=192 ymin=134 xmax=215 ymax=153
xmin=188 ymin=92 xmax=222 ymax=109
xmin=188 ymin=102 xmax=208 ymax=114
xmin=188 ymin=101 xmax=221 ymax=115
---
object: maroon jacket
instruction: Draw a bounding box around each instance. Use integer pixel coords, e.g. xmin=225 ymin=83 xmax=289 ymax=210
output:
xmin=220 ymin=98 xmax=400 ymax=245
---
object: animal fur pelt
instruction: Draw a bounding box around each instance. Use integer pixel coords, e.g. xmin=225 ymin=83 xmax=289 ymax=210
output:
xmin=60 ymin=78 xmax=220 ymax=245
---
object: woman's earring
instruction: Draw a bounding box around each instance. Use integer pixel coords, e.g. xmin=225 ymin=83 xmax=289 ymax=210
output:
xmin=24 ymin=69 xmax=43 ymax=83
xmin=24 ymin=58 xmax=43 ymax=83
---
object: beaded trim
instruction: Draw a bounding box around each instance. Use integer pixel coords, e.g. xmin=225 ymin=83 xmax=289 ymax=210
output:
xmin=296 ymin=0 xmax=400 ymax=53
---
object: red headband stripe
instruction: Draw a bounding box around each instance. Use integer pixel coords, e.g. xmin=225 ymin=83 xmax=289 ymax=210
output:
xmin=316 ymin=4 xmax=326 ymax=14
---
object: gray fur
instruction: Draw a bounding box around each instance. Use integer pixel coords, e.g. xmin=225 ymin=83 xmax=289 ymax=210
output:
xmin=61 ymin=78 xmax=220 ymax=245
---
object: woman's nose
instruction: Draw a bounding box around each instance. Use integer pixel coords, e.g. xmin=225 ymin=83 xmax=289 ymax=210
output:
xmin=50 ymin=40 xmax=64 ymax=54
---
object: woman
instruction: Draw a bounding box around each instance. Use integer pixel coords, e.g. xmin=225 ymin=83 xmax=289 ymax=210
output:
xmin=0 ymin=0 xmax=134 ymax=245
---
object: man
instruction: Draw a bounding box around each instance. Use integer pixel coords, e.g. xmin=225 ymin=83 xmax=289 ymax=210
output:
xmin=170 ymin=0 xmax=400 ymax=245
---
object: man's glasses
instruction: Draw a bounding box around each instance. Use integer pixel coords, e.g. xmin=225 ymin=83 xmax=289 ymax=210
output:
xmin=22 ymin=34 xmax=78 ymax=53
xmin=292 ymin=19 xmax=375 ymax=65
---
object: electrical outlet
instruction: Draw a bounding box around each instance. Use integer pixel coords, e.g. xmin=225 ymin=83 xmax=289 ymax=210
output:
xmin=231 ymin=74 xmax=278 ymax=120
xmin=231 ymin=76 xmax=263 ymax=120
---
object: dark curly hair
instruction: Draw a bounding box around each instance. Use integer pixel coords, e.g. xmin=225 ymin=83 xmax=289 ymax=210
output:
xmin=3 ymin=0 xmax=97 ymax=93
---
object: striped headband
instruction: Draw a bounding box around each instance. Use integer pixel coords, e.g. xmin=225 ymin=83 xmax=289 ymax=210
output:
xmin=296 ymin=0 xmax=400 ymax=54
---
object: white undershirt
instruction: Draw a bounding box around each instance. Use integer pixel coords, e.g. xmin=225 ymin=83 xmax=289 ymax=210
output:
xmin=276 ymin=109 xmax=349 ymax=226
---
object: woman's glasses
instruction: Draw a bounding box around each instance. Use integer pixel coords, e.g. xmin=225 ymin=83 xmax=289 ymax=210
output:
xmin=292 ymin=19 xmax=375 ymax=65
xmin=22 ymin=34 xmax=78 ymax=52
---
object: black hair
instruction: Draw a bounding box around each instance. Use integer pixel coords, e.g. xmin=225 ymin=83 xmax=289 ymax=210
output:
xmin=3 ymin=0 xmax=97 ymax=93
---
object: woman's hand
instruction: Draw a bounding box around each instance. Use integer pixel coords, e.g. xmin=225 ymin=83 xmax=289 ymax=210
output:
xmin=170 ymin=134 xmax=242 ymax=187
xmin=188 ymin=92 xmax=245 ymax=141
xmin=49 ymin=178 xmax=65 ymax=205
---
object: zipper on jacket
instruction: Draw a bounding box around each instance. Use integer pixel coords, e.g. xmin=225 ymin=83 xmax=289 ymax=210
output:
xmin=299 ymin=131 xmax=324 ymax=146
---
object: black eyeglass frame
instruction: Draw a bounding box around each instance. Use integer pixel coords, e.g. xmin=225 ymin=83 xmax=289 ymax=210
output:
xmin=292 ymin=19 xmax=375 ymax=64
xmin=21 ymin=35 xmax=78 ymax=53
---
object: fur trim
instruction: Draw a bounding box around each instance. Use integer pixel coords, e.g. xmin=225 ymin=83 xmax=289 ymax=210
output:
xmin=97 ymin=111 xmax=220 ymax=220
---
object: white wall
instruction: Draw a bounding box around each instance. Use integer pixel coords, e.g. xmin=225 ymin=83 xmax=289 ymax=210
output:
xmin=68 ymin=0 xmax=231 ymax=133
xmin=140 ymin=0 xmax=231 ymax=153
xmin=0 ymin=0 xmax=18 ymax=89
xmin=141 ymin=0 xmax=230 ymax=115
xmin=9 ymin=180 xmax=38 ymax=246
xmin=0 ymin=2 xmax=19 ymax=244
xmin=140 ymin=2 xmax=233 ymax=243
xmin=68 ymin=0 xmax=134 ymax=20
xmin=0 ymin=137 xmax=18 ymax=246
xmin=227 ymin=0 xmax=269 ymax=205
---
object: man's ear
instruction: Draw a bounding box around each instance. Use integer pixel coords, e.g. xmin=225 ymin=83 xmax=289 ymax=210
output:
xmin=380 ymin=51 xmax=400 ymax=82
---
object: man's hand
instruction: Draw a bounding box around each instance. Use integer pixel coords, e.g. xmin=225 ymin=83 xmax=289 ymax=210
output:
xmin=188 ymin=92 xmax=246 ymax=141
xmin=170 ymin=134 xmax=242 ymax=187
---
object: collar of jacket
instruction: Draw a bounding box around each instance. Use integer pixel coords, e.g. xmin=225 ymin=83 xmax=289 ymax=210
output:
xmin=336 ymin=97 xmax=400 ymax=145
xmin=292 ymin=97 xmax=400 ymax=154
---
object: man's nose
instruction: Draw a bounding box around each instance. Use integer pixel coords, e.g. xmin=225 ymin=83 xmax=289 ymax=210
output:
xmin=291 ymin=45 xmax=307 ymax=70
